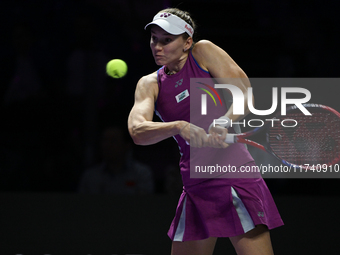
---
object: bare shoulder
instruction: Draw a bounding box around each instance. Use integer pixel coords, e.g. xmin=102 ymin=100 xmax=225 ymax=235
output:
xmin=137 ymin=71 xmax=158 ymax=89
xmin=193 ymin=40 xmax=216 ymax=52
xmin=192 ymin=40 xmax=226 ymax=71
xmin=192 ymin=40 xmax=246 ymax=78
xmin=192 ymin=40 xmax=220 ymax=59
xmin=135 ymin=71 xmax=159 ymax=102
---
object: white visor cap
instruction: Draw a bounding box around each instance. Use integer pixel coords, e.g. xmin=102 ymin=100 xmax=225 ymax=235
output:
xmin=144 ymin=12 xmax=194 ymax=38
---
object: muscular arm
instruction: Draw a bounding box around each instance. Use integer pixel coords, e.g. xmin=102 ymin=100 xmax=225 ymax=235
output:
xmin=193 ymin=40 xmax=254 ymax=122
xmin=191 ymin=40 xmax=254 ymax=147
xmin=128 ymin=73 xmax=186 ymax=145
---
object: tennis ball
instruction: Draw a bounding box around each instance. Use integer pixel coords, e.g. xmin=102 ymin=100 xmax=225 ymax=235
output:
xmin=106 ymin=59 xmax=128 ymax=78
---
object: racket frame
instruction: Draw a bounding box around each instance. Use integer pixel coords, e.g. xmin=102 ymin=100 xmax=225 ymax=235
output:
xmin=225 ymin=104 xmax=340 ymax=169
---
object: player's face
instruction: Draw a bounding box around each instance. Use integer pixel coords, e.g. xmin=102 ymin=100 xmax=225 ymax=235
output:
xmin=150 ymin=26 xmax=187 ymax=66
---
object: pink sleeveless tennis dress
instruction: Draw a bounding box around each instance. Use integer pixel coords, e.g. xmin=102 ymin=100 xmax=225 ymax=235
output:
xmin=155 ymin=51 xmax=283 ymax=241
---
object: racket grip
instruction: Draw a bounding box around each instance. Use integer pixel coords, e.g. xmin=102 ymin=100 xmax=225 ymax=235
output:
xmin=207 ymin=134 xmax=236 ymax=143
xmin=224 ymin=134 xmax=236 ymax=144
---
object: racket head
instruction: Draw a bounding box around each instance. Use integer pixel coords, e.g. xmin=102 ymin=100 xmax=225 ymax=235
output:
xmin=266 ymin=104 xmax=340 ymax=169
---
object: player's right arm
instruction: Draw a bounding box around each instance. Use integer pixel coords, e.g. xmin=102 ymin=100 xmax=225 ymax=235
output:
xmin=128 ymin=73 xmax=208 ymax=147
xmin=128 ymin=73 xmax=186 ymax=145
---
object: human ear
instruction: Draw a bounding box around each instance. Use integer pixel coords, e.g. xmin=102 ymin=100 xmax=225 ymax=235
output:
xmin=183 ymin=37 xmax=193 ymax=51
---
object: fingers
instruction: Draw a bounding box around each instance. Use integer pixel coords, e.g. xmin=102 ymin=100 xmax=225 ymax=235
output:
xmin=179 ymin=123 xmax=208 ymax=148
xmin=179 ymin=123 xmax=229 ymax=148
xmin=208 ymin=126 xmax=229 ymax=148
xmin=207 ymin=132 xmax=221 ymax=148
xmin=190 ymin=127 xmax=209 ymax=148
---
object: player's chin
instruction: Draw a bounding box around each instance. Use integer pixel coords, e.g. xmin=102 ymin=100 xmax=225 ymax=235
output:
xmin=153 ymin=56 xmax=166 ymax=66
xmin=154 ymin=59 xmax=164 ymax=66
xmin=154 ymin=60 xmax=161 ymax=66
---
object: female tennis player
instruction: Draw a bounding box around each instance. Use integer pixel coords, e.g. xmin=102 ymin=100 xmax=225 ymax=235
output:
xmin=128 ymin=8 xmax=283 ymax=255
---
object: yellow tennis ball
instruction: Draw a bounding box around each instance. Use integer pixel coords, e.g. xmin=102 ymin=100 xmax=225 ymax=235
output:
xmin=106 ymin=59 xmax=128 ymax=78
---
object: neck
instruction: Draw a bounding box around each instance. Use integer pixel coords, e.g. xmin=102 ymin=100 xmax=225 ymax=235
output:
xmin=166 ymin=52 xmax=189 ymax=75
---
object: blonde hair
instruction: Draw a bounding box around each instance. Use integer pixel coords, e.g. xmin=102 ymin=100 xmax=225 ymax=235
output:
xmin=159 ymin=8 xmax=196 ymax=47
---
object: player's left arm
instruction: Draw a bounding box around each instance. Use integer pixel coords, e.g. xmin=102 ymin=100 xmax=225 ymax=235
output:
xmin=192 ymin=40 xmax=254 ymax=146
xmin=193 ymin=40 xmax=253 ymax=120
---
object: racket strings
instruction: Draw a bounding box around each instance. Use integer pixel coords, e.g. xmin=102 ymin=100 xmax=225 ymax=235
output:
xmin=268 ymin=111 xmax=340 ymax=165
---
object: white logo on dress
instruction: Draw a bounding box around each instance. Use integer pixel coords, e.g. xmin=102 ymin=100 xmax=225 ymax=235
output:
xmin=175 ymin=79 xmax=183 ymax=88
xmin=258 ymin=212 xmax=265 ymax=217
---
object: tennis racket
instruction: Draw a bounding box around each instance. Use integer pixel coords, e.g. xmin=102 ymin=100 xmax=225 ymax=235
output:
xmin=223 ymin=104 xmax=340 ymax=169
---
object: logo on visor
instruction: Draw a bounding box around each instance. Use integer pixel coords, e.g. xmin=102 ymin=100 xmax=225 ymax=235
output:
xmin=160 ymin=13 xmax=171 ymax=18
xmin=185 ymin=24 xmax=193 ymax=35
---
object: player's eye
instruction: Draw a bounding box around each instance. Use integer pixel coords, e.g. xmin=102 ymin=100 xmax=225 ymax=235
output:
xmin=165 ymin=38 xmax=172 ymax=43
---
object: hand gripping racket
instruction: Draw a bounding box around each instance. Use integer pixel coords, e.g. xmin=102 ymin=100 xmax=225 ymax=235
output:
xmin=224 ymin=104 xmax=340 ymax=169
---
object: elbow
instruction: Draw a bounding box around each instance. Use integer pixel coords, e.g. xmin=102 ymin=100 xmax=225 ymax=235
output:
xmin=132 ymin=136 xmax=145 ymax=146
xmin=129 ymin=125 xmax=147 ymax=145
xmin=129 ymin=127 xmax=142 ymax=145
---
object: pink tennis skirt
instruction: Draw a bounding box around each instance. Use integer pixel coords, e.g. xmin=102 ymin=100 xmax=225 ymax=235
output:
xmin=168 ymin=163 xmax=284 ymax=241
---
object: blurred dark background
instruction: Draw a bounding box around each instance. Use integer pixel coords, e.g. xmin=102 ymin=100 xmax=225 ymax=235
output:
xmin=0 ymin=0 xmax=339 ymax=254
xmin=0 ymin=0 xmax=339 ymax=194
